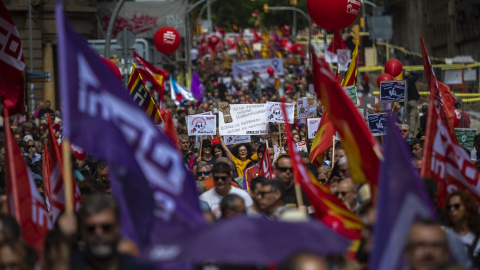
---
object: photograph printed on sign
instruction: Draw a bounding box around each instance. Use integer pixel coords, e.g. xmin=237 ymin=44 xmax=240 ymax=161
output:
xmin=218 ymin=104 xmax=268 ymax=136
xmin=297 ymin=96 xmax=317 ymax=119
xmin=380 ymin=80 xmax=406 ymax=103
xmin=307 ymin=118 xmax=321 ymax=139
xmin=266 ymin=102 xmax=295 ymax=124
xmin=187 ymin=115 xmax=217 ymax=136
xmin=367 ymin=113 xmax=388 ymax=136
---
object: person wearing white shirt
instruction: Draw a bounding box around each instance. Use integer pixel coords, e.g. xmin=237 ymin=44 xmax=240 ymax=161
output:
xmin=200 ymin=162 xmax=253 ymax=218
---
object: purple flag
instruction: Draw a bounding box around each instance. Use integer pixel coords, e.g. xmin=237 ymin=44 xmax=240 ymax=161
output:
xmin=190 ymin=71 xmax=204 ymax=102
xmin=371 ymin=115 xmax=435 ymax=270
xmin=55 ymin=0 xmax=205 ymax=261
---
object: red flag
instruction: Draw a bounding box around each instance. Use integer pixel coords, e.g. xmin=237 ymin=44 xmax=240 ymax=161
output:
xmin=42 ymin=144 xmax=52 ymax=212
xmin=133 ymin=50 xmax=168 ymax=107
xmin=0 ymin=2 xmax=25 ymax=115
xmin=327 ymin=31 xmax=346 ymax=54
xmin=420 ymin=35 xmax=480 ymax=205
xmin=280 ymin=101 xmax=363 ymax=251
xmin=45 ymin=114 xmax=82 ymax=221
xmin=4 ymin=108 xmax=51 ymax=253
xmin=420 ymin=36 xmax=456 ymax=135
xmin=310 ymin=112 xmax=336 ymax=167
xmin=311 ymin=48 xmax=382 ymax=188
xmin=215 ymin=25 xmax=226 ymax=36
xmin=259 ymin=144 xmax=274 ymax=179
xmin=164 ymin=110 xmax=180 ymax=152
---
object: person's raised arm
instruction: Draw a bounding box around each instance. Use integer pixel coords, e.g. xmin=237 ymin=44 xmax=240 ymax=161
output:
xmin=217 ymin=130 xmax=233 ymax=160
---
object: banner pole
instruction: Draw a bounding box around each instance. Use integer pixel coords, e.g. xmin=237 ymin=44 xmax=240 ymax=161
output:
xmin=294 ymin=183 xmax=306 ymax=213
xmin=199 ymin=135 xmax=204 ymax=160
xmin=331 ymin=135 xmax=336 ymax=168
xmin=61 ymin=139 xmax=74 ymax=212
xmin=278 ymin=123 xmax=282 ymax=151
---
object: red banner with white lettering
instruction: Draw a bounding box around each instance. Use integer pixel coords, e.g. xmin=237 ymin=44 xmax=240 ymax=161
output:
xmin=259 ymin=144 xmax=274 ymax=179
xmin=4 ymin=108 xmax=51 ymax=253
xmin=0 ymin=2 xmax=25 ymax=115
xmin=420 ymin=35 xmax=480 ymax=205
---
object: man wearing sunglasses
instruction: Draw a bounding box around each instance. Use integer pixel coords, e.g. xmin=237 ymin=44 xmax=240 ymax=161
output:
xmin=199 ymin=162 xmax=253 ymax=218
xmin=256 ymin=179 xmax=287 ymax=219
xmin=72 ymin=195 xmax=153 ymax=269
xmin=22 ymin=136 xmax=41 ymax=164
xmin=275 ymin=155 xmax=309 ymax=208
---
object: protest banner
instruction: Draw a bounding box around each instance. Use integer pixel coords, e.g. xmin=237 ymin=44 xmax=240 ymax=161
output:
xmin=266 ymin=102 xmax=295 ymax=124
xmin=454 ymin=128 xmax=477 ymax=149
xmin=337 ymin=49 xmax=351 ymax=71
xmin=224 ymin=135 xmax=252 ymax=145
xmin=367 ymin=113 xmax=388 ymax=136
xmin=187 ymin=115 xmax=216 ymax=136
xmin=343 ymin=86 xmax=358 ymax=105
xmin=218 ymin=103 xmax=268 ymax=136
xmin=296 ymin=96 xmax=317 ymax=119
xmin=296 ymin=141 xmax=308 ymax=152
xmin=307 ymin=118 xmax=321 ymax=139
xmin=380 ymin=80 xmax=406 ymax=103
xmin=232 ymin=58 xmax=284 ymax=80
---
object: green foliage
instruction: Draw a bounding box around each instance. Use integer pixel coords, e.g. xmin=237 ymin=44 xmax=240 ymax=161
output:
xmin=193 ymin=0 xmax=309 ymax=32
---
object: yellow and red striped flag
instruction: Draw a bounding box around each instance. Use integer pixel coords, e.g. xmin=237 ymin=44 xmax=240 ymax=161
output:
xmin=127 ymin=64 xmax=164 ymax=124
xmin=310 ymin=111 xmax=336 ymax=166
xmin=311 ymin=48 xmax=382 ymax=188
xmin=341 ymin=41 xmax=358 ymax=87
xmin=281 ymin=101 xmax=363 ymax=255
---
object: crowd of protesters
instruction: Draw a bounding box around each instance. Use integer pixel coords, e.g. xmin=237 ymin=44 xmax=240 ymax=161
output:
xmin=0 ymin=48 xmax=479 ymax=270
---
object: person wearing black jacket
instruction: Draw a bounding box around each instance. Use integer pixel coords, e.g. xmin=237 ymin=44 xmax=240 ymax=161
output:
xmin=406 ymin=71 xmax=420 ymax=135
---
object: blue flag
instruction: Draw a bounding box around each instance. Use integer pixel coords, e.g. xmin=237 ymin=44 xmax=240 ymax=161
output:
xmin=371 ymin=115 xmax=435 ymax=270
xmin=55 ymin=0 xmax=205 ymax=260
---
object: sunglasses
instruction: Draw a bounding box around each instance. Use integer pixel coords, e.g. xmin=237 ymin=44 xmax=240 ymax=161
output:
xmin=277 ymin=167 xmax=292 ymax=173
xmin=27 ymin=145 xmax=35 ymax=149
xmin=446 ymin=203 xmax=461 ymax=211
xmin=318 ymin=178 xmax=327 ymax=184
xmin=335 ymin=191 xmax=349 ymax=197
xmin=213 ymin=176 xmax=228 ymax=182
xmin=197 ymin=171 xmax=211 ymax=177
xmin=257 ymin=191 xmax=274 ymax=198
xmin=401 ymin=129 xmax=408 ymax=133
xmin=85 ymin=223 xmax=115 ymax=234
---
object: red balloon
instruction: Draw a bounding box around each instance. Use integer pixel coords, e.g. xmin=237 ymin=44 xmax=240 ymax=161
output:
xmin=377 ymin=73 xmax=395 ymax=88
xmin=267 ymin=66 xmax=275 ymax=76
xmin=307 ymin=0 xmax=361 ymax=31
xmin=153 ymin=26 xmax=181 ymax=54
xmin=101 ymin=58 xmax=122 ymax=81
xmin=385 ymin=59 xmax=403 ymax=77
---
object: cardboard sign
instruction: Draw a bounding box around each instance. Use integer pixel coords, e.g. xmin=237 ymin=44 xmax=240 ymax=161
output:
xmin=380 ymin=80 xmax=406 ymax=103
xmin=367 ymin=113 xmax=388 ymax=136
xmin=307 ymin=118 xmax=321 ymax=139
xmin=223 ymin=135 xmax=252 ymax=145
xmin=343 ymin=86 xmax=358 ymax=105
xmin=218 ymin=103 xmax=268 ymax=136
xmin=296 ymin=96 xmax=317 ymax=119
xmin=455 ymin=128 xmax=477 ymax=149
xmin=266 ymin=102 xmax=295 ymax=124
xmin=296 ymin=141 xmax=308 ymax=153
xmin=187 ymin=115 xmax=217 ymax=136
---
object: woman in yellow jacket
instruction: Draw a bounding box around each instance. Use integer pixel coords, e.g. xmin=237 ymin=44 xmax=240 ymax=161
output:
xmin=219 ymin=137 xmax=257 ymax=178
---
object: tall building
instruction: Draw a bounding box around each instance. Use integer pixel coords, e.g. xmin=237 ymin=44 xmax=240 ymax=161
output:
xmin=385 ymin=0 xmax=480 ymax=62
xmin=5 ymin=0 xmax=99 ymax=111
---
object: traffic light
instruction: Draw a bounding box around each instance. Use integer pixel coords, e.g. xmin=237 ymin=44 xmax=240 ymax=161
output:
xmin=263 ymin=4 xmax=268 ymax=13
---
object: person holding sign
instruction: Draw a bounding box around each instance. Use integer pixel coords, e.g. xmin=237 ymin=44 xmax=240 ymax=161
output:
xmin=192 ymin=139 xmax=217 ymax=174
xmin=219 ymin=136 xmax=257 ymax=178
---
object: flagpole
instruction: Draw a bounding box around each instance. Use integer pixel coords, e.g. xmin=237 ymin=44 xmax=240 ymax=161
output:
xmin=331 ymin=135 xmax=336 ymax=168
xmin=278 ymin=124 xmax=282 ymax=151
xmin=61 ymin=139 xmax=74 ymax=212
xmin=199 ymin=135 xmax=204 ymax=160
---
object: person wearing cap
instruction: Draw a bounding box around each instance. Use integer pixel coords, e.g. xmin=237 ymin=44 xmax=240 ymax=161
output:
xmin=22 ymin=135 xmax=41 ymax=164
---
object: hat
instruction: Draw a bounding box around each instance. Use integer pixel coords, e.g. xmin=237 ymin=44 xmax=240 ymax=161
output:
xmin=23 ymin=135 xmax=33 ymax=142
xmin=286 ymin=85 xmax=294 ymax=90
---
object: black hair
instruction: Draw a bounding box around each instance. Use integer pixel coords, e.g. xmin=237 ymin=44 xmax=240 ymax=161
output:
xmin=257 ymin=143 xmax=266 ymax=155
xmin=305 ymin=163 xmax=319 ymax=177
xmin=231 ymin=143 xmax=254 ymax=160
xmin=212 ymin=144 xmax=226 ymax=157
xmin=79 ymin=194 xmax=119 ymax=220
xmin=78 ymin=176 xmax=106 ymax=196
xmin=275 ymin=154 xmax=291 ymax=168
xmin=220 ymin=194 xmax=244 ymax=218
xmin=250 ymin=176 xmax=268 ymax=192
xmin=262 ymin=179 xmax=285 ymax=201
xmin=212 ymin=162 xmax=232 ymax=176
xmin=0 ymin=214 xmax=21 ymax=241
